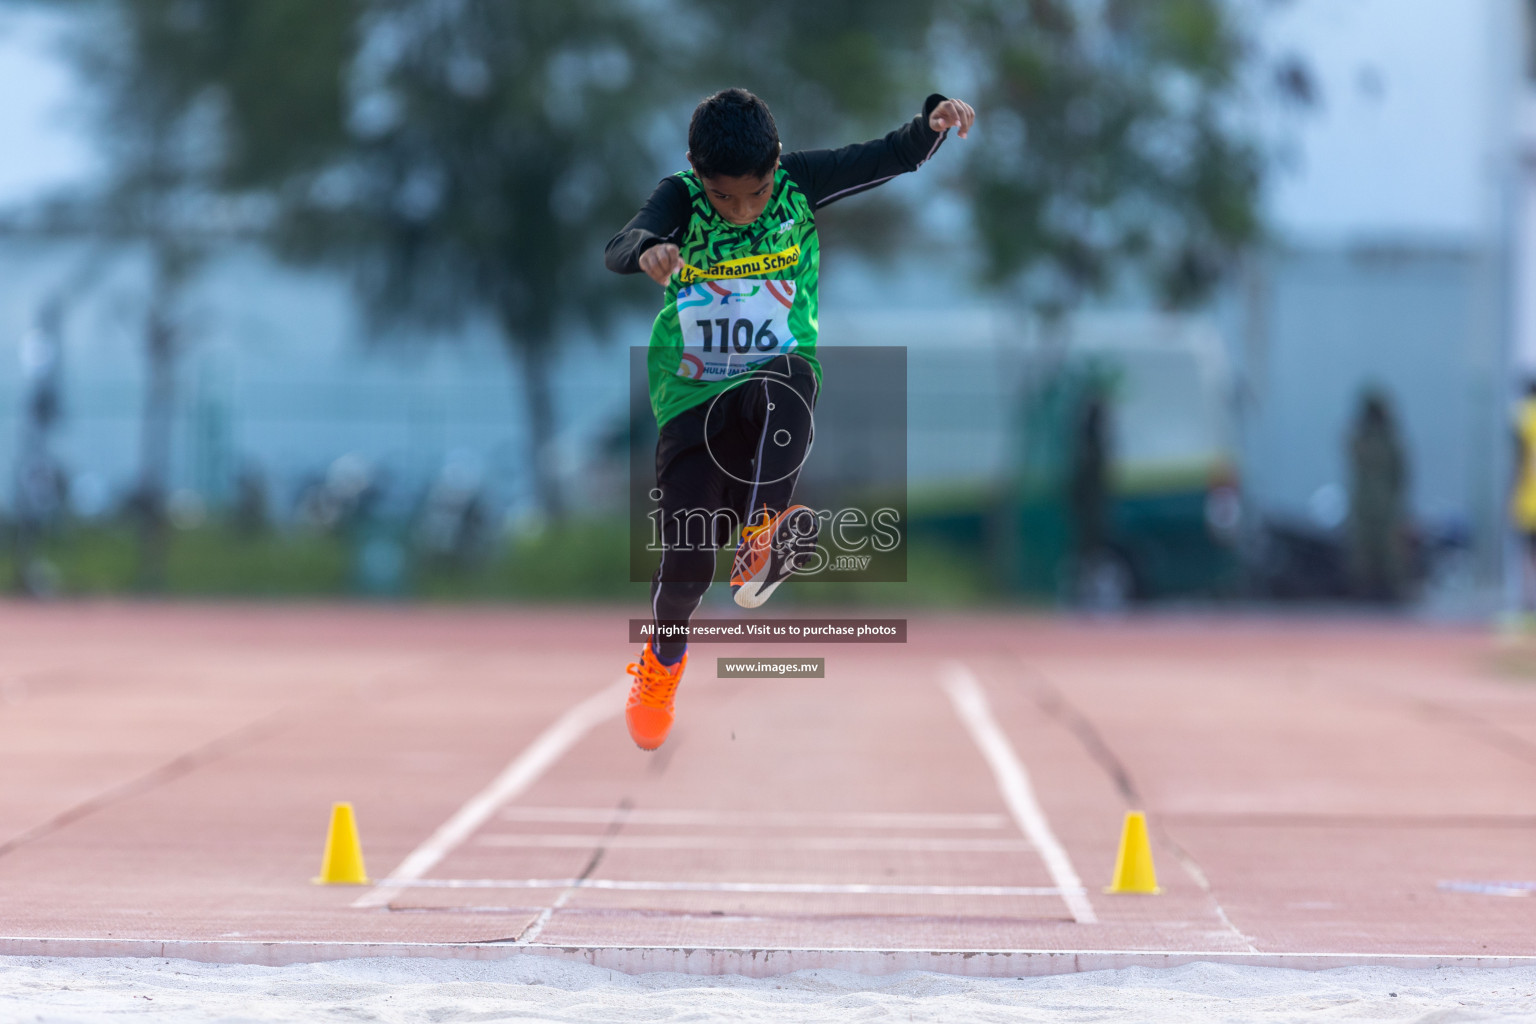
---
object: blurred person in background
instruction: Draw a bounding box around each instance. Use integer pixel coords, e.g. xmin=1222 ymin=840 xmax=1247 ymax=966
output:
xmin=233 ymin=465 xmax=269 ymax=538
xmin=13 ymin=300 xmax=68 ymax=596
xmin=1512 ymin=379 xmax=1536 ymax=613
xmin=1068 ymin=386 xmax=1113 ymax=606
xmin=1347 ymin=389 xmax=1409 ymax=603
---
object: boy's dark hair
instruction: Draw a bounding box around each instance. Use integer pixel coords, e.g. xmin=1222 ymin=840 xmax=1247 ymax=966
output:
xmin=688 ymin=88 xmax=780 ymax=180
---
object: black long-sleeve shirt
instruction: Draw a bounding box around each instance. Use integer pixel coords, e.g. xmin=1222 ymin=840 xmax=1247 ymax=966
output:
xmin=604 ymin=94 xmax=950 ymax=274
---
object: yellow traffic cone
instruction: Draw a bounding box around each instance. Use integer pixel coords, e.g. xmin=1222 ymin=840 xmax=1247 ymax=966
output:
xmin=314 ymin=802 xmax=370 ymax=885
xmin=1104 ymin=810 xmax=1160 ymax=894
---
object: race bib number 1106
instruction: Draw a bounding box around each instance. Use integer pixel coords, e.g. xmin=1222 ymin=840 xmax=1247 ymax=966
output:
xmin=675 ymin=278 xmax=797 ymax=381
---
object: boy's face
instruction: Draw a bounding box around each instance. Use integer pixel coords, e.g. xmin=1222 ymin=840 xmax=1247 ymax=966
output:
xmin=690 ymin=157 xmax=778 ymax=226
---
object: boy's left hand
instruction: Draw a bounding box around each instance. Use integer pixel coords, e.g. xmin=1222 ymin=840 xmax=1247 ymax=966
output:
xmin=929 ymin=98 xmax=976 ymax=139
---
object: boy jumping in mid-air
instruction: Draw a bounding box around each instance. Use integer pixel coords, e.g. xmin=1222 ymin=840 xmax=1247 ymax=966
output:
xmin=605 ymin=88 xmax=975 ymax=750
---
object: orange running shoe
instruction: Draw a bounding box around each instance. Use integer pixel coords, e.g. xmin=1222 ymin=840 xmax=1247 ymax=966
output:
xmin=624 ymin=642 xmax=687 ymax=750
xmin=731 ymin=504 xmax=819 ymax=608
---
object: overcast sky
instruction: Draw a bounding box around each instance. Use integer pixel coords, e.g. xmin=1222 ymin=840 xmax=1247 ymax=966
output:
xmin=1258 ymin=0 xmax=1500 ymax=242
xmin=0 ymin=8 xmax=95 ymax=204
xmin=0 ymin=0 xmax=1508 ymax=243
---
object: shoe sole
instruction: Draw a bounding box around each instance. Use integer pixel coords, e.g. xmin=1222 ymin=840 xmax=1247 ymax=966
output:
xmin=732 ymin=507 xmax=817 ymax=609
xmin=732 ymin=578 xmax=781 ymax=609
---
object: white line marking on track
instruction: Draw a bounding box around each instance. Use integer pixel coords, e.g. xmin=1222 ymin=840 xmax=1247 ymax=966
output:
xmin=500 ymin=807 xmax=1010 ymax=830
xmin=476 ymin=834 xmax=1033 ymax=852
xmin=942 ymin=662 xmax=1098 ymax=925
xmin=352 ymin=678 xmax=628 ymax=909
xmin=1164 ymin=833 xmax=1261 ymax=953
xmin=380 ymin=878 xmax=1074 ymax=896
xmin=513 ymin=890 xmax=568 ymax=944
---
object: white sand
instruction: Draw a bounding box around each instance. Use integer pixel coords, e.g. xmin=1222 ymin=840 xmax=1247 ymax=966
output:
xmin=2 ymin=955 xmax=1535 ymax=1023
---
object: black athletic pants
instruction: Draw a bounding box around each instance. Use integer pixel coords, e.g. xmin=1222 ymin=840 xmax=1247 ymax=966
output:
xmin=650 ymin=353 xmax=818 ymax=660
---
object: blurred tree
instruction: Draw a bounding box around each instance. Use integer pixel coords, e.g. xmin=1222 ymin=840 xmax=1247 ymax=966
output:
xmin=21 ymin=0 xmax=657 ymax=521
xmin=685 ymin=0 xmax=1298 ymax=311
xmin=17 ymin=0 xmax=284 ymax=588
xmin=951 ymin=0 xmax=1292 ymax=313
xmin=678 ymin=0 xmax=941 ymax=257
xmin=214 ymin=0 xmax=669 ymax=518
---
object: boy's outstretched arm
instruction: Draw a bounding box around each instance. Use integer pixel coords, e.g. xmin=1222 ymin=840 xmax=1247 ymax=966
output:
xmin=605 ymin=177 xmax=691 ymax=282
xmin=782 ymin=94 xmax=976 ymax=210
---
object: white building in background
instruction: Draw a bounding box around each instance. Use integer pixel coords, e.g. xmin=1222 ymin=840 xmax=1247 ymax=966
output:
xmin=1221 ymin=0 xmax=1521 ymax=591
xmin=1510 ymin=0 xmax=1536 ymax=379
xmin=0 ymin=238 xmax=634 ymax=525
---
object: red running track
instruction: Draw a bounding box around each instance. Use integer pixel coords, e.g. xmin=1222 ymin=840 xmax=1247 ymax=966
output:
xmin=0 ymin=602 xmax=1532 ymax=975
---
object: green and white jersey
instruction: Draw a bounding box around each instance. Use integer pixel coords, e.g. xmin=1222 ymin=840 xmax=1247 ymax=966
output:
xmin=646 ymin=169 xmax=820 ymax=426
xmin=609 ymin=97 xmax=952 ymax=424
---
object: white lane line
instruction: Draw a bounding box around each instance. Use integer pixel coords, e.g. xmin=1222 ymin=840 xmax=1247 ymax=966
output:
xmin=500 ymin=807 xmax=1010 ymax=830
xmin=353 ymin=678 xmax=628 ymax=909
xmin=941 ymin=662 xmax=1098 ymax=925
xmin=476 ymin=834 xmax=1032 ymax=852
xmin=513 ymin=890 xmax=570 ymax=944
xmin=380 ymin=878 xmax=1073 ymax=896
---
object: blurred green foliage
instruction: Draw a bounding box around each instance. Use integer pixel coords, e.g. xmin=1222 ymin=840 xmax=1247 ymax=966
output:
xmin=2 ymin=523 xmax=347 ymax=596
xmin=959 ymin=0 xmax=1267 ymax=310
xmin=3 ymin=519 xmax=994 ymax=605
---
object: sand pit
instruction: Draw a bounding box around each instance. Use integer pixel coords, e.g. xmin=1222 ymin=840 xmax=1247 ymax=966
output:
xmin=3 ymin=954 xmax=1536 ymax=1022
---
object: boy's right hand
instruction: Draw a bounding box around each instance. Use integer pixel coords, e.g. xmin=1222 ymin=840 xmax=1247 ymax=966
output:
xmin=639 ymin=243 xmax=683 ymax=286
